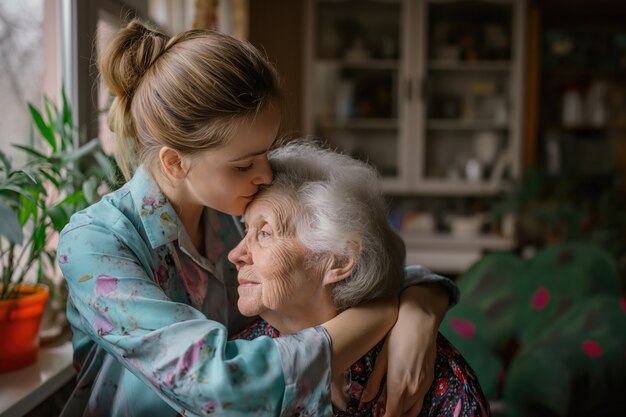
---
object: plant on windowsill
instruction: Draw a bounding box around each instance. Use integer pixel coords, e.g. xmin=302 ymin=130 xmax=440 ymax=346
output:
xmin=0 ymin=90 xmax=119 ymax=372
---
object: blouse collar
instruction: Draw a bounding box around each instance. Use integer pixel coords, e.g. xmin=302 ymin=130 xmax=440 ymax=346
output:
xmin=127 ymin=165 xmax=180 ymax=249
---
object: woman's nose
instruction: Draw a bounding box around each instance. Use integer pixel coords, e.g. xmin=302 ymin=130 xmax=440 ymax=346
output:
xmin=252 ymin=159 xmax=273 ymax=185
xmin=228 ymin=239 xmax=252 ymax=268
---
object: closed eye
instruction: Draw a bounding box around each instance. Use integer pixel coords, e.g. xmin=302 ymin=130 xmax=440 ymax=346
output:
xmin=236 ymin=163 xmax=254 ymax=172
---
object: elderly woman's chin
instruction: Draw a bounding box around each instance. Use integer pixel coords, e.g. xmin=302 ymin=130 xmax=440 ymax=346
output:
xmin=237 ymin=292 xmax=264 ymax=317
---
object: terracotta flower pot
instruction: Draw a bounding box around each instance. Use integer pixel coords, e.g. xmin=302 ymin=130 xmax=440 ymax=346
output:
xmin=0 ymin=284 xmax=49 ymax=373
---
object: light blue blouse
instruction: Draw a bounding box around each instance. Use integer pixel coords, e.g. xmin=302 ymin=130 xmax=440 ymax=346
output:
xmin=57 ymin=165 xmax=458 ymax=416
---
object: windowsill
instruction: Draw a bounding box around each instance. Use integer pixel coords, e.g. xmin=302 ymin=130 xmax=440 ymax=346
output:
xmin=0 ymin=341 xmax=75 ymax=417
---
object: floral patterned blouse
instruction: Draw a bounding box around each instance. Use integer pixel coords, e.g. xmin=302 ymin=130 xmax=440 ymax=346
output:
xmin=56 ymin=165 xmax=459 ymax=417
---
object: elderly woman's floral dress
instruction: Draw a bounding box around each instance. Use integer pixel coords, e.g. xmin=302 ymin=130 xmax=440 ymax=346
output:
xmin=235 ymin=322 xmax=489 ymax=417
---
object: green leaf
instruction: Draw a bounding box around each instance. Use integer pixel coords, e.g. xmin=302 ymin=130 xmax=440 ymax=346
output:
xmin=0 ymin=201 xmax=23 ymax=244
xmin=31 ymin=222 xmax=47 ymax=254
xmin=37 ymin=168 xmax=61 ymax=190
xmin=8 ymin=168 xmax=39 ymax=185
xmin=93 ymin=151 xmax=115 ymax=183
xmin=58 ymin=94 xmax=73 ymax=151
xmin=44 ymin=251 xmax=57 ymax=270
xmin=0 ymin=151 xmax=11 ymax=173
xmin=0 ymin=184 xmax=38 ymax=201
xmin=60 ymin=139 xmax=99 ymax=163
xmin=47 ymin=205 xmax=70 ymax=232
xmin=12 ymin=144 xmax=48 ymax=161
xmin=18 ymin=192 xmax=40 ymax=225
xmin=58 ymin=120 xmax=74 ymax=152
xmin=28 ymin=103 xmax=57 ymax=152
xmin=56 ymin=190 xmax=86 ymax=207
xmin=62 ymin=87 xmax=74 ymax=129
xmin=44 ymin=97 xmax=58 ymax=151
xmin=37 ymin=253 xmax=45 ymax=283
xmin=82 ymin=177 xmax=97 ymax=203
xmin=94 ymin=151 xmax=121 ymax=184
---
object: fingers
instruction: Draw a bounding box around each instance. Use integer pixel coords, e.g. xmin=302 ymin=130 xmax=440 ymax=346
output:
xmin=385 ymin=386 xmax=425 ymax=417
xmin=385 ymin=354 xmax=434 ymax=417
xmin=382 ymin=386 xmax=402 ymax=417
xmin=385 ymin=377 xmax=427 ymax=417
xmin=361 ymin=338 xmax=389 ymax=403
xmin=400 ymin=380 xmax=428 ymax=417
xmin=401 ymin=397 xmax=424 ymax=417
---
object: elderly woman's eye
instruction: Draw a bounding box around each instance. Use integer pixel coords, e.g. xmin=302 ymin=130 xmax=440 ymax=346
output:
xmin=257 ymin=225 xmax=272 ymax=240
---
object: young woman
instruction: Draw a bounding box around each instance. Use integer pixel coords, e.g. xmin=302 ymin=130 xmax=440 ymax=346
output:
xmin=56 ymin=19 xmax=458 ymax=416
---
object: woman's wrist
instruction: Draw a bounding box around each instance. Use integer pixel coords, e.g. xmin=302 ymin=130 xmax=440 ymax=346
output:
xmin=402 ymin=265 xmax=460 ymax=308
xmin=399 ymin=284 xmax=449 ymax=329
xmin=322 ymin=296 xmax=398 ymax=376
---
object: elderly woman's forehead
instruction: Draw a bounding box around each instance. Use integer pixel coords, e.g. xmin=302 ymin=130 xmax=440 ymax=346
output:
xmin=247 ymin=189 xmax=299 ymax=229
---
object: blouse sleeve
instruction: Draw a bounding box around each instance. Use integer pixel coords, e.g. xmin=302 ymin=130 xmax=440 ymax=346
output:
xmin=58 ymin=217 xmax=332 ymax=416
xmin=401 ymin=265 xmax=460 ymax=308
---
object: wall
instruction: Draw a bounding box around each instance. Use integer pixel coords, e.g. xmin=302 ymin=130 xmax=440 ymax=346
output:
xmin=248 ymin=0 xmax=305 ymax=137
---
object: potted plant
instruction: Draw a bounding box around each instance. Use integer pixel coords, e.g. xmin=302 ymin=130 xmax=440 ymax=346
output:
xmin=489 ymin=167 xmax=626 ymax=287
xmin=0 ymin=91 xmax=119 ymax=372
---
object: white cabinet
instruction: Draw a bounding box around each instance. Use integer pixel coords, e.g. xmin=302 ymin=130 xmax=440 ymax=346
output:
xmin=414 ymin=0 xmax=526 ymax=197
xmin=304 ymin=0 xmax=525 ymax=273
xmin=305 ymin=0 xmax=525 ymax=194
xmin=305 ymin=0 xmax=408 ymax=191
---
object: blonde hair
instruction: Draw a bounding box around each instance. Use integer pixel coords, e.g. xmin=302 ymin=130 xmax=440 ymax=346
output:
xmin=100 ymin=19 xmax=282 ymax=180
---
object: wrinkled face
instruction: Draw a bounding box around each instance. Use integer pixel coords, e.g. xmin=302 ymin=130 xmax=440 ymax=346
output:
xmin=227 ymin=190 xmax=323 ymax=318
xmin=182 ymin=104 xmax=280 ymax=216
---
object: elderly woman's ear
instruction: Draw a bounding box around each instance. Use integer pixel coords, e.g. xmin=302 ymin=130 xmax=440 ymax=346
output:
xmin=322 ymin=240 xmax=361 ymax=285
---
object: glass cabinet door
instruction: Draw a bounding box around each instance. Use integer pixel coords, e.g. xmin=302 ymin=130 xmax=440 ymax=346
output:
xmin=418 ymin=0 xmax=520 ymax=193
xmin=308 ymin=0 xmax=405 ymax=189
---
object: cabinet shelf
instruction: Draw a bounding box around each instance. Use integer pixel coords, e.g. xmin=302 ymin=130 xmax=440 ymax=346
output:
xmin=316 ymin=0 xmax=402 ymax=3
xmin=542 ymin=125 xmax=613 ymax=133
xmin=426 ymin=119 xmax=509 ymax=130
xmin=317 ymin=59 xmax=400 ymax=70
xmin=428 ymin=61 xmax=512 ymax=72
xmin=401 ymin=232 xmax=515 ymax=251
xmin=318 ymin=118 xmax=399 ymax=130
xmin=402 ymin=233 xmax=516 ymax=274
xmin=542 ymin=66 xmax=626 ymax=77
xmin=407 ymin=180 xmax=510 ymax=196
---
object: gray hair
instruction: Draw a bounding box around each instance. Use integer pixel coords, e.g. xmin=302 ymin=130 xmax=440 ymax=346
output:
xmin=267 ymin=140 xmax=405 ymax=310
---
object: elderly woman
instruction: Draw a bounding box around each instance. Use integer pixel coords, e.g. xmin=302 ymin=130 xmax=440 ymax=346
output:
xmin=228 ymin=141 xmax=489 ymax=417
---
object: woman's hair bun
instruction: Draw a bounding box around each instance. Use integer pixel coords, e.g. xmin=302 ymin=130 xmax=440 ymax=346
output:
xmin=100 ymin=18 xmax=170 ymax=101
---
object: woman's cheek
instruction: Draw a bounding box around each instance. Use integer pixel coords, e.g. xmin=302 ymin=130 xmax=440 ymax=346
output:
xmin=261 ymin=242 xmax=300 ymax=309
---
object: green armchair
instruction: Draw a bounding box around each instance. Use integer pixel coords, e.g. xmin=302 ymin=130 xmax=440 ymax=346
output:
xmin=440 ymin=243 xmax=626 ymax=416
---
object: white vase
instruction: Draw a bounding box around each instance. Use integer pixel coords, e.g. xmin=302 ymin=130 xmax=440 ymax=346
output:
xmin=562 ymin=89 xmax=584 ymax=127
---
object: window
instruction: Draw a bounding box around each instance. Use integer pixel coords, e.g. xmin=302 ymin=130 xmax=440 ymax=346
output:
xmin=0 ymin=0 xmax=59 ymax=161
